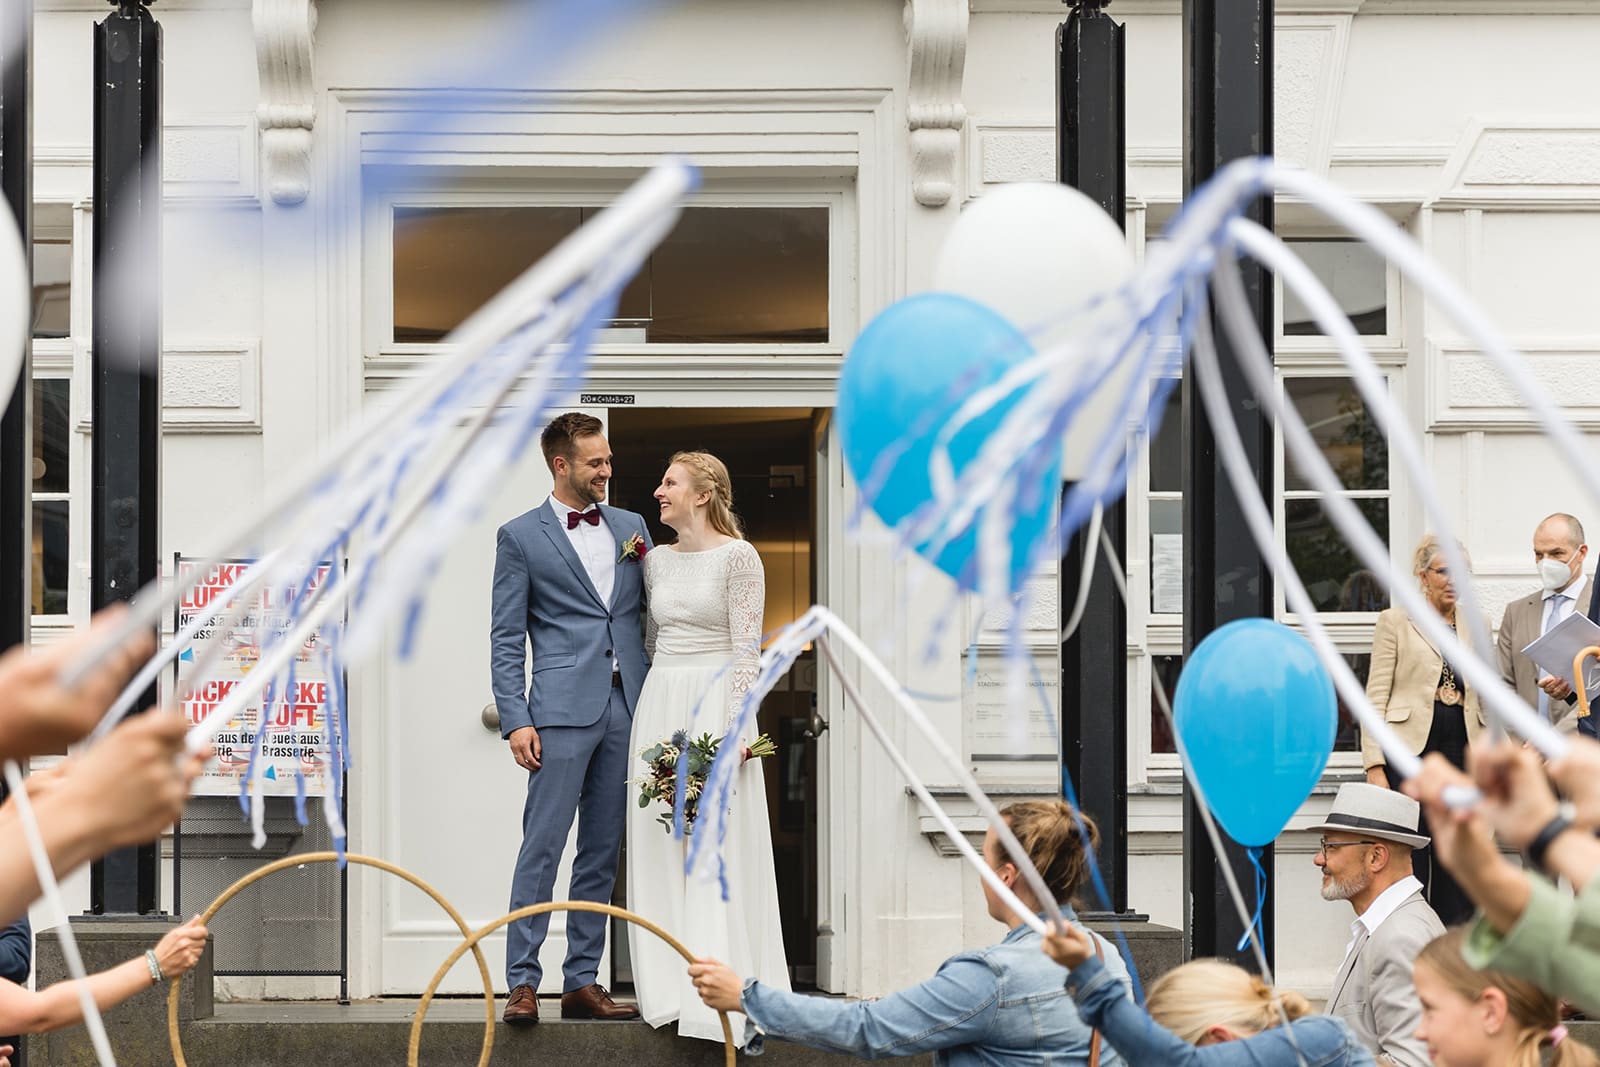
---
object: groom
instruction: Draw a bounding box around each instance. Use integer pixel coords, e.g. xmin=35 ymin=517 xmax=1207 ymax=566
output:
xmin=491 ymin=411 xmax=653 ymax=1025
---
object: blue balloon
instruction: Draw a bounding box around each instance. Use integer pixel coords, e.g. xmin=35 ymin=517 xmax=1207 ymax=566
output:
xmin=1174 ymin=619 xmax=1336 ymax=847
xmin=837 ymin=292 xmax=1058 ymax=592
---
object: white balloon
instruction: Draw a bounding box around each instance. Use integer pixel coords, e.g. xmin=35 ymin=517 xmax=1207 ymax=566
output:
xmin=933 ymin=182 xmax=1138 ymax=480
xmin=0 ymin=206 xmax=28 ymax=414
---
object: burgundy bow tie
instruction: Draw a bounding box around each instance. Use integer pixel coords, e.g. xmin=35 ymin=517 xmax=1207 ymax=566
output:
xmin=567 ymin=508 xmax=601 ymax=530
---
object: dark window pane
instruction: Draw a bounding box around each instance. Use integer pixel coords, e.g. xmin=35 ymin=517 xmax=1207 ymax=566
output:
xmin=1336 ymin=653 xmax=1368 ymax=752
xmin=31 ymin=378 xmax=69 ymax=494
xmin=1282 ymin=239 xmax=1386 ymax=336
xmin=31 ymin=500 xmax=68 ymax=615
xmin=1148 ymin=380 xmax=1182 ymax=493
xmin=648 ymin=207 xmax=828 ymax=343
xmin=1151 ymin=654 xmax=1181 ymax=755
xmin=1284 ymin=377 xmax=1388 ymax=492
xmin=393 ymin=207 xmax=584 ymax=342
xmin=1155 ymin=651 xmax=1357 ymax=756
xmin=392 ymin=205 xmax=828 ymax=344
xmin=1285 ymin=497 xmax=1390 ymax=613
xmin=33 ymin=239 xmax=70 ymax=339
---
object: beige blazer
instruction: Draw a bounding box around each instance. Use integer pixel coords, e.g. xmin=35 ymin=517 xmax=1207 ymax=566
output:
xmin=1362 ymin=607 xmax=1487 ymax=771
xmin=1497 ymin=576 xmax=1592 ymax=735
xmin=1326 ymin=890 xmax=1446 ymax=1067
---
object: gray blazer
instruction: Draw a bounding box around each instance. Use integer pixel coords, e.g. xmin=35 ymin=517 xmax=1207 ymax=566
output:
xmin=490 ymin=500 xmax=652 ymax=736
xmin=1326 ymin=890 xmax=1443 ymax=1067
xmin=1497 ymin=576 xmax=1592 ymax=733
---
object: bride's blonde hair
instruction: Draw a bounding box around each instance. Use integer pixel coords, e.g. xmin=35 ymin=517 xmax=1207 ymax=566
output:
xmin=1145 ymin=960 xmax=1312 ymax=1045
xmin=669 ymin=451 xmax=743 ymax=540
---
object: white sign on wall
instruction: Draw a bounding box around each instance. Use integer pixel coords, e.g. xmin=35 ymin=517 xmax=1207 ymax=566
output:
xmin=169 ymin=556 xmax=342 ymax=798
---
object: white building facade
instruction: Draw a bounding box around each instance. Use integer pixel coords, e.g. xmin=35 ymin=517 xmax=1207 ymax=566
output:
xmin=24 ymin=0 xmax=1600 ymax=1003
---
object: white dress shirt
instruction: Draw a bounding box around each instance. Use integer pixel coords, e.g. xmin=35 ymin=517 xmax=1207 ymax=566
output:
xmin=1539 ymin=581 xmax=1580 ymax=720
xmin=1343 ymin=874 xmax=1424 ymax=960
xmin=548 ymin=494 xmax=614 ymax=607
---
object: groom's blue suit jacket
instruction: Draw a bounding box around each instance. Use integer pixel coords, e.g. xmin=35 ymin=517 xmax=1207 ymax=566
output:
xmin=490 ymin=500 xmax=652 ymax=737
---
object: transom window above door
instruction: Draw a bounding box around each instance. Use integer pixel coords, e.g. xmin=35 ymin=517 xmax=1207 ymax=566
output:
xmin=391 ymin=205 xmax=830 ymax=344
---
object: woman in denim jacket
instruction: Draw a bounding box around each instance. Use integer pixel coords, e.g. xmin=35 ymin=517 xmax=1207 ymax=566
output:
xmin=1041 ymin=925 xmax=1374 ymax=1067
xmin=689 ymin=800 xmax=1132 ymax=1066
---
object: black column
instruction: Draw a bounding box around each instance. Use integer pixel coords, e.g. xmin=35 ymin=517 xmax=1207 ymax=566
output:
xmin=90 ymin=1 xmax=162 ymax=916
xmin=1181 ymin=0 xmax=1275 ymax=969
xmin=1057 ymin=1 xmax=1129 ymax=915
xmin=0 ymin=0 xmax=32 ymax=659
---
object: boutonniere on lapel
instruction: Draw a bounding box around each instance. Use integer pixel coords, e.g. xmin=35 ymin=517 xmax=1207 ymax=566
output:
xmin=619 ymin=532 xmax=648 ymax=563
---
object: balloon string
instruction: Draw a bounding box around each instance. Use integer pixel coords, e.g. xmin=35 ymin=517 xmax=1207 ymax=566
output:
xmin=1235 ymin=846 xmax=1268 ymax=954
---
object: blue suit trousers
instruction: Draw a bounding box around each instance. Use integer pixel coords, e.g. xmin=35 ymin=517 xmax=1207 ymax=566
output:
xmin=505 ymin=686 xmax=632 ymax=991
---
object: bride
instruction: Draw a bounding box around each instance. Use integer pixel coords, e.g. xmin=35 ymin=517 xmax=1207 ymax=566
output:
xmin=626 ymin=450 xmax=790 ymax=1043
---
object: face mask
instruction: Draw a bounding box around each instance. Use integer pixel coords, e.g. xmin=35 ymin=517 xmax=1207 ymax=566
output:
xmin=1539 ymin=557 xmax=1574 ymax=593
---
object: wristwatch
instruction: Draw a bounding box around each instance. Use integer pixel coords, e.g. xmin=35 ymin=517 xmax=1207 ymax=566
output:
xmin=1526 ymin=802 xmax=1578 ymax=875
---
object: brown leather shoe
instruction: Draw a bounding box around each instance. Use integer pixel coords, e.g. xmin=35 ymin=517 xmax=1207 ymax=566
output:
xmin=560 ymin=983 xmax=640 ymax=1020
xmin=503 ymin=984 xmax=539 ymax=1026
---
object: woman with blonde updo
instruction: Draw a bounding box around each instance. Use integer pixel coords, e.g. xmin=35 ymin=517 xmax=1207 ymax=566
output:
xmin=1041 ymin=935 xmax=1375 ymax=1065
xmin=1413 ymin=929 xmax=1597 ymax=1067
xmin=1362 ymin=535 xmax=1489 ymax=925
xmin=626 ymin=450 xmax=789 ymax=1044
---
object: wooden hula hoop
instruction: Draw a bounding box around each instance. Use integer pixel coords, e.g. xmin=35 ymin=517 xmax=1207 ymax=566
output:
xmin=167 ymin=852 xmax=496 ymax=1067
xmin=407 ymin=900 xmax=735 ymax=1067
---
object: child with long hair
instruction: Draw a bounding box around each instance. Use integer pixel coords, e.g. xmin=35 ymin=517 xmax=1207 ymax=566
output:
xmin=1413 ymin=929 xmax=1596 ymax=1067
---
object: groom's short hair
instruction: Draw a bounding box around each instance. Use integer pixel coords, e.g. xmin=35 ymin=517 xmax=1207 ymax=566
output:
xmin=541 ymin=411 xmax=604 ymax=472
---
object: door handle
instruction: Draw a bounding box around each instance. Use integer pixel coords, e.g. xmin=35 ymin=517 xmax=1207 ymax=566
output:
xmin=482 ymin=703 xmax=500 ymax=733
xmin=802 ymin=712 xmax=829 ymax=741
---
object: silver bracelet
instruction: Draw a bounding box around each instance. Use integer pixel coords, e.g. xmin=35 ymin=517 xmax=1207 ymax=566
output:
xmin=144 ymin=949 xmax=164 ymax=984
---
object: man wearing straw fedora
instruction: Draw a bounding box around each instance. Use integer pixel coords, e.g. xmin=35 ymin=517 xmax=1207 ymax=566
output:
xmin=1312 ymin=783 xmax=1443 ymax=1067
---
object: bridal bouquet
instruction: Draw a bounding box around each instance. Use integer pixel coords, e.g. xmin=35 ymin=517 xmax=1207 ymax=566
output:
xmin=635 ymin=729 xmax=777 ymax=835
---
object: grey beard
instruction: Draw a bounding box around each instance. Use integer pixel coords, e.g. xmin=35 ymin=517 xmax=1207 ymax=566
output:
xmin=1320 ymin=874 xmax=1367 ymax=902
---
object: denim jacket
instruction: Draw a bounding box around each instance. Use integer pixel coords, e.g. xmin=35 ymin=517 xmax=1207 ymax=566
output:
xmin=1067 ymin=957 xmax=1376 ymax=1067
xmin=741 ymin=911 xmax=1128 ymax=1067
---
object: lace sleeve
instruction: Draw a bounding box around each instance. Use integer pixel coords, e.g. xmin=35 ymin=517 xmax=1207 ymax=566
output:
xmin=643 ymin=553 xmax=659 ymax=660
xmin=725 ymin=540 xmax=766 ymax=734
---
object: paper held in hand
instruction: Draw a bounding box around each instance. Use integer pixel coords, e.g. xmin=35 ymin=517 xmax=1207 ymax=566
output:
xmin=1522 ymin=610 xmax=1600 ymax=697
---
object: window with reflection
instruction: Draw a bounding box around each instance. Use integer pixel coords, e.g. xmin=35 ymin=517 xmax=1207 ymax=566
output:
xmin=31 ymin=378 xmax=70 ymax=616
xmin=1282 ymin=376 xmax=1391 ymax=614
xmin=33 ymin=238 xmax=70 ymax=339
xmin=1150 ymin=648 xmax=1363 ymax=756
xmin=392 ymin=205 xmax=829 ymax=344
xmin=1282 ymin=239 xmax=1387 ymax=337
xmin=1151 ymin=654 xmax=1181 ymax=755
xmin=1148 ymin=380 xmax=1183 ymax=615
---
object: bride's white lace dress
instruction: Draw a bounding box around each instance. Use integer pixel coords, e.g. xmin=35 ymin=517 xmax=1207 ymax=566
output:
xmin=626 ymin=538 xmax=790 ymax=1043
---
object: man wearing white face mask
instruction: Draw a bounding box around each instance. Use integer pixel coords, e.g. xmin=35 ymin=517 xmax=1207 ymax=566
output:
xmin=1497 ymin=513 xmax=1592 ymax=734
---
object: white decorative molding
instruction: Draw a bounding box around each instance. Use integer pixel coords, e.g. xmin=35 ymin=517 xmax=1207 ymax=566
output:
xmin=976 ymin=576 xmax=1060 ymax=634
xmin=1463 ymin=130 xmax=1600 ymax=188
xmin=252 ymin=0 xmax=318 ymax=206
xmin=974 ymin=125 xmax=1054 ymax=185
xmin=365 ymin=351 xmax=847 ymax=408
xmin=1329 ymin=145 xmax=1454 ymax=168
xmin=1440 ymin=122 xmax=1600 ymax=201
xmin=905 ymin=0 xmax=969 ymax=207
xmin=164 ymin=118 xmax=258 ymax=202
xmin=162 ymin=343 xmax=263 ymax=433
xmin=1275 ymin=16 xmax=1351 ymax=174
xmin=1430 ymin=341 xmax=1600 ymax=430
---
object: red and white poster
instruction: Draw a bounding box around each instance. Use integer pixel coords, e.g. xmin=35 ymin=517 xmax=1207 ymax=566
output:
xmin=169 ymin=556 xmax=341 ymax=798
